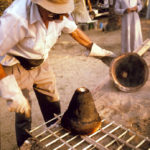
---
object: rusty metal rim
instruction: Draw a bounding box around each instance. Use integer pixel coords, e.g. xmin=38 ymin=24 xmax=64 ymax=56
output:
xmin=110 ymin=52 xmax=149 ymax=92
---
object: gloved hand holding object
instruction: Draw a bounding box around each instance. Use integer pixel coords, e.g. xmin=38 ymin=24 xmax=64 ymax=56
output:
xmin=0 ymin=74 xmax=31 ymax=118
xmin=89 ymin=43 xmax=116 ymax=58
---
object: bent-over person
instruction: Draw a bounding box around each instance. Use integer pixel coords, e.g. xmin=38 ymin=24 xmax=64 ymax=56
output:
xmin=0 ymin=0 xmax=115 ymax=148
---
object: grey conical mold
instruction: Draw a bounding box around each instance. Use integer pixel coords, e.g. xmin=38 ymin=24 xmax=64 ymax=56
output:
xmin=61 ymin=87 xmax=101 ymax=135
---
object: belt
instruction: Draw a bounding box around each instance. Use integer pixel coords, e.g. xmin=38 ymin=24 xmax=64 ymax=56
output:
xmin=14 ymin=56 xmax=44 ymax=70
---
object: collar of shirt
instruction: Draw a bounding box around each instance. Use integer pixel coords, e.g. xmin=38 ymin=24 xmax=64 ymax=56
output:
xmin=29 ymin=2 xmax=43 ymax=25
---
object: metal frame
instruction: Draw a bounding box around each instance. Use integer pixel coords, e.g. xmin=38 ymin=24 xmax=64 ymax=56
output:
xmin=28 ymin=114 xmax=150 ymax=149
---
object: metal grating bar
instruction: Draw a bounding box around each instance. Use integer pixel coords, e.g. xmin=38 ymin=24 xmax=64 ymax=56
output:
xmin=45 ymin=131 xmax=70 ymax=147
xmin=30 ymin=114 xmax=62 ymax=133
xmin=136 ymin=139 xmax=147 ymax=148
xmin=101 ymin=128 xmax=140 ymax=149
xmin=116 ymin=134 xmax=136 ymax=150
xmin=40 ymin=128 xmax=63 ymax=142
xmin=54 ymin=135 xmax=79 ymax=150
xmin=112 ymin=121 xmax=150 ymax=142
xmin=105 ymin=130 xmax=128 ymax=148
xmin=82 ymin=124 xmax=121 ymax=150
xmin=81 ymin=136 xmax=109 ymax=150
xmin=28 ymin=114 xmax=150 ymax=150
xmin=70 ymin=119 xmax=108 ymax=149
xmin=84 ymin=123 xmax=120 ymax=150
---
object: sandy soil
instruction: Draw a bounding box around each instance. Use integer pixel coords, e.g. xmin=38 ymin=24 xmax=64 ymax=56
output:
xmin=0 ymin=17 xmax=150 ymax=150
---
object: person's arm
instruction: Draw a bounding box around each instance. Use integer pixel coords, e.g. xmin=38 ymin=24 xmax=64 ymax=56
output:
xmin=0 ymin=14 xmax=30 ymax=117
xmin=0 ymin=14 xmax=27 ymax=56
xmin=70 ymin=28 xmax=116 ymax=58
xmin=0 ymin=64 xmax=30 ymax=118
xmin=63 ymin=17 xmax=115 ymax=58
xmin=124 ymin=8 xmax=132 ymax=14
xmin=130 ymin=6 xmax=138 ymax=12
xmin=124 ymin=0 xmax=142 ymax=14
xmin=114 ymin=0 xmax=126 ymax=15
xmin=70 ymin=28 xmax=93 ymax=49
xmin=137 ymin=0 xmax=143 ymax=12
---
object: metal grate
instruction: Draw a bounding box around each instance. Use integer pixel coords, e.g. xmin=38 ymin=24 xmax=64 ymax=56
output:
xmin=28 ymin=114 xmax=150 ymax=150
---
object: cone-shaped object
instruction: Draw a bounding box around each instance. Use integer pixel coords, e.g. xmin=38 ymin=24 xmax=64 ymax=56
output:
xmin=110 ymin=53 xmax=149 ymax=92
xmin=61 ymin=87 xmax=101 ymax=135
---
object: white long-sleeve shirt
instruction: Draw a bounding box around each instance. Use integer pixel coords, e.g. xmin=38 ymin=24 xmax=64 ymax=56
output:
xmin=0 ymin=0 xmax=77 ymax=66
xmin=115 ymin=0 xmax=143 ymax=53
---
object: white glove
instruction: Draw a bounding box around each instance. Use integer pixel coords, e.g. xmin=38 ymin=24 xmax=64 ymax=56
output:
xmin=89 ymin=43 xmax=116 ymax=58
xmin=0 ymin=75 xmax=31 ymax=118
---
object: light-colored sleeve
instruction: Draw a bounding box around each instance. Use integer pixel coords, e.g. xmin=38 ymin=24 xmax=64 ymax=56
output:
xmin=62 ymin=16 xmax=77 ymax=33
xmin=137 ymin=0 xmax=143 ymax=12
xmin=114 ymin=0 xmax=126 ymax=15
xmin=0 ymin=13 xmax=27 ymax=56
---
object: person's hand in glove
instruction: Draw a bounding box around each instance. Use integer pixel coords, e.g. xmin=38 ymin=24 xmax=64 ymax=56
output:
xmin=89 ymin=43 xmax=116 ymax=58
xmin=0 ymin=75 xmax=31 ymax=118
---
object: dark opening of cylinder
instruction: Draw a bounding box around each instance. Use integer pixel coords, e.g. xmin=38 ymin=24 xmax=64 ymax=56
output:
xmin=114 ymin=53 xmax=148 ymax=88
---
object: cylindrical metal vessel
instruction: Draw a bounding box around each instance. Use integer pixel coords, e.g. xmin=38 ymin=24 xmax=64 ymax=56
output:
xmin=110 ymin=53 xmax=149 ymax=92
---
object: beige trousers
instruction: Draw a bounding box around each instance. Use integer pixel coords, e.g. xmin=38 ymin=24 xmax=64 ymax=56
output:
xmin=3 ymin=60 xmax=59 ymax=102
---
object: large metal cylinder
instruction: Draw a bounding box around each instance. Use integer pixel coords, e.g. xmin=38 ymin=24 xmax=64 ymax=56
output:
xmin=110 ymin=53 xmax=149 ymax=92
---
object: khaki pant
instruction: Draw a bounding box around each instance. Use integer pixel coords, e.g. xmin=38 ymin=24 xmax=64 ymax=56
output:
xmin=3 ymin=60 xmax=60 ymax=147
xmin=3 ymin=60 xmax=59 ymax=102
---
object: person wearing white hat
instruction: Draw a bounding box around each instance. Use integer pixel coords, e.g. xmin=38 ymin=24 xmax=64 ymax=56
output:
xmin=0 ymin=0 xmax=115 ymax=148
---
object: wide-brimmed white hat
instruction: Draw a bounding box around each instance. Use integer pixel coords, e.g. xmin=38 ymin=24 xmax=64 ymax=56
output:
xmin=31 ymin=0 xmax=74 ymax=14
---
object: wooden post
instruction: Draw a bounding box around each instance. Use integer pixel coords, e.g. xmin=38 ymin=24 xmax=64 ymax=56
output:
xmin=134 ymin=38 xmax=150 ymax=56
xmin=86 ymin=0 xmax=93 ymax=12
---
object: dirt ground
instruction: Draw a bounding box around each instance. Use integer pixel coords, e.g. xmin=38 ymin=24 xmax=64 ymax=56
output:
xmin=0 ymin=17 xmax=150 ymax=150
